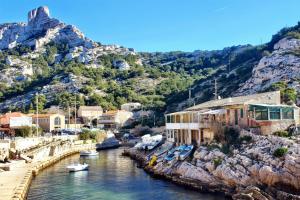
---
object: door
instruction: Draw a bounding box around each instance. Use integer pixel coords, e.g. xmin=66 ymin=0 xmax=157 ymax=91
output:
xmin=234 ymin=109 xmax=238 ymax=125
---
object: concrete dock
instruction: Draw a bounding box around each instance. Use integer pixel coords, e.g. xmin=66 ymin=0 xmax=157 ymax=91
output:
xmin=0 ymin=144 xmax=95 ymax=200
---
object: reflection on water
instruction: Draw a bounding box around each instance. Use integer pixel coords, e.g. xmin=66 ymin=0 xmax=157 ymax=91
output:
xmin=28 ymin=148 xmax=225 ymax=200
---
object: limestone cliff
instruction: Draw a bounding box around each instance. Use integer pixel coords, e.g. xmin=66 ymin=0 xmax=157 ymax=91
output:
xmin=236 ymin=37 xmax=300 ymax=96
xmin=0 ymin=6 xmax=96 ymax=50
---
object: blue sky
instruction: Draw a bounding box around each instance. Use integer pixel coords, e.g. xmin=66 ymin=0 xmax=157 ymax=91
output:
xmin=0 ymin=0 xmax=300 ymax=52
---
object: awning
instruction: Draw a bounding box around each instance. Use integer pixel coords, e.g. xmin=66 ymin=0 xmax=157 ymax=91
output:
xmin=201 ymin=109 xmax=226 ymax=115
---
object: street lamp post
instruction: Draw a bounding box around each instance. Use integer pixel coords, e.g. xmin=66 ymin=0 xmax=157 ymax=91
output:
xmin=36 ymin=93 xmax=39 ymax=137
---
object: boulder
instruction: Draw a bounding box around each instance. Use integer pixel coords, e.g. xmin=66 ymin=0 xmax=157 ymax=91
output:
xmin=258 ymin=166 xmax=279 ymax=186
xmin=176 ymin=162 xmax=217 ymax=185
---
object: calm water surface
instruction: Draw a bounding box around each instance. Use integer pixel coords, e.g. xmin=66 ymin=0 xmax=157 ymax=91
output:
xmin=28 ymin=148 xmax=225 ymax=200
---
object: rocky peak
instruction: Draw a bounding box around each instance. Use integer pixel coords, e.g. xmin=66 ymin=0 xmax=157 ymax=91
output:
xmin=0 ymin=6 xmax=96 ymax=50
xmin=27 ymin=6 xmax=60 ymax=31
xmin=28 ymin=6 xmax=50 ymax=23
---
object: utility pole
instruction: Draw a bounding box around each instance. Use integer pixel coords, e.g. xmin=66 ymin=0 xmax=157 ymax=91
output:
xmin=214 ymin=79 xmax=218 ymax=100
xmin=74 ymin=95 xmax=77 ymax=130
xmin=68 ymin=104 xmax=71 ymax=129
xmin=36 ymin=93 xmax=39 ymax=137
xmin=153 ymin=87 xmax=156 ymax=127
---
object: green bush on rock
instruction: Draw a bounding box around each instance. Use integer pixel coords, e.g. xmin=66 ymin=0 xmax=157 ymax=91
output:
xmin=273 ymin=147 xmax=288 ymax=157
xmin=273 ymin=130 xmax=290 ymax=137
xmin=213 ymin=157 xmax=222 ymax=168
xmin=240 ymin=135 xmax=253 ymax=143
xmin=79 ymin=129 xmax=107 ymax=142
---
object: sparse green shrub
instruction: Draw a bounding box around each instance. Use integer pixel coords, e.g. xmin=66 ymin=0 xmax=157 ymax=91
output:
xmin=213 ymin=157 xmax=222 ymax=168
xmin=267 ymin=82 xmax=297 ymax=104
xmin=79 ymin=131 xmax=90 ymax=141
xmin=207 ymin=144 xmax=221 ymax=151
xmin=79 ymin=129 xmax=105 ymax=142
xmin=240 ymin=135 xmax=253 ymax=143
xmin=221 ymin=144 xmax=230 ymax=154
xmin=224 ymin=127 xmax=240 ymax=145
xmin=273 ymin=130 xmax=290 ymax=137
xmin=273 ymin=147 xmax=288 ymax=157
xmin=15 ymin=126 xmax=32 ymax=137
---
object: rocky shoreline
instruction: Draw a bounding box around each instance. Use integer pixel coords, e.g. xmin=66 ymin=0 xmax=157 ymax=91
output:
xmin=123 ymin=131 xmax=300 ymax=200
xmin=123 ymin=148 xmax=232 ymax=198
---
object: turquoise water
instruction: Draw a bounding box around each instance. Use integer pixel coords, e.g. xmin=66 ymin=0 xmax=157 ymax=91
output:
xmin=27 ymin=148 xmax=225 ymax=200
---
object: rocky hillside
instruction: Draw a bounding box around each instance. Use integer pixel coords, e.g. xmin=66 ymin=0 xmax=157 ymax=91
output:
xmin=0 ymin=6 xmax=300 ymax=125
xmin=236 ymin=37 xmax=300 ymax=97
xmin=0 ymin=6 xmax=145 ymax=113
xmin=125 ymin=130 xmax=300 ymax=199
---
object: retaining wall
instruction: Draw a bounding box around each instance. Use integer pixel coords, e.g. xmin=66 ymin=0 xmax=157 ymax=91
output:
xmin=11 ymin=143 xmax=94 ymax=200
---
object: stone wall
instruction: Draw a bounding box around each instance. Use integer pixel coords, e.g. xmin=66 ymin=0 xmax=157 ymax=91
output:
xmin=259 ymin=120 xmax=295 ymax=135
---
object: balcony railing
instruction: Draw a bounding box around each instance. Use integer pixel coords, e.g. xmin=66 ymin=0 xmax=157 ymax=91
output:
xmin=166 ymin=120 xmax=224 ymax=130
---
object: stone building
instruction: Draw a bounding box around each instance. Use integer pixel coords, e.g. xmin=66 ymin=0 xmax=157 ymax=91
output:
xmin=165 ymin=91 xmax=299 ymax=146
xmin=0 ymin=112 xmax=32 ymax=137
xmin=31 ymin=113 xmax=65 ymax=132
xmin=98 ymin=110 xmax=133 ymax=129
xmin=77 ymin=106 xmax=103 ymax=124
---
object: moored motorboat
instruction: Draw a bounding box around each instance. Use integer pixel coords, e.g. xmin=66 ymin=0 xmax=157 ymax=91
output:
xmin=96 ymin=137 xmax=121 ymax=150
xmin=122 ymin=133 xmax=141 ymax=147
xmin=80 ymin=150 xmax=98 ymax=156
xmin=66 ymin=163 xmax=89 ymax=172
xmin=135 ymin=134 xmax=163 ymax=150
xmin=146 ymin=135 xmax=163 ymax=150
xmin=179 ymin=145 xmax=194 ymax=160
xmin=164 ymin=145 xmax=186 ymax=163
xmin=134 ymin=134 xmax=152 ymax=150
xmin=154 ymin=142 xmax=173 ymax=157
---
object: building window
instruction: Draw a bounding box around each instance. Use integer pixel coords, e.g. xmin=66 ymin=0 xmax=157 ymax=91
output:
xmin=269 ymin=107 xmax=280 ymax=120
xmin=166 ymin=115 xmax=171 ymax=123
xmin=182 ymin=114 xmax=189 ymax=123
xmin=282 ymin=108 xmax=294 ymax=119
xmin=240 ymin=109 xmax=244 ymax=118
xmin=171 ymin=115 xmax=175 ymax=123
xmin=175 ymin=115 xmax=180 ymax=123
xmin=54 ymin=117 xmax=61 ymax=126
xmin=255 ymin=107 xmax=268 ymax=120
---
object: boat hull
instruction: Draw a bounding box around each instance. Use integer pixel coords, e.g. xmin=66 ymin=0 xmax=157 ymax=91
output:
xmin=96 ymin=143 xmax=120 ymax=150
xmin=80 ymin=151 xmax=98 ymax=156
xmin=67 ymin=164 xmax=89 ymax=172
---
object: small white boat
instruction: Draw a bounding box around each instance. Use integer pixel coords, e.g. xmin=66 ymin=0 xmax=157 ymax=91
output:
xmin=179 ymin=145 xmax=194 ymax=161
xmin=67 ymin=163 xmax=89 ymax=172
xmin=80 ymin=150 xmax=98 ymax=156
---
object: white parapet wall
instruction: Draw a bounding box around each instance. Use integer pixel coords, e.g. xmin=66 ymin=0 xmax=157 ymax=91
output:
xmin=0 ymin=140 xmax=10 ymax=161
xmin=166 ymin=123 xmax=200 ymax=130
xmin=11 ymin=135 xmax=79 ymax=151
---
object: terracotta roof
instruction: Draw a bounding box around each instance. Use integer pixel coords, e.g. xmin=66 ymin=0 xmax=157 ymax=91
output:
xmin=0 ymin=112 xmax=26 ymax=125
xmin=104 ymin=110 xmax=118 ymax=115
xmin=30 ymin=113 xmax=64 ymax=118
